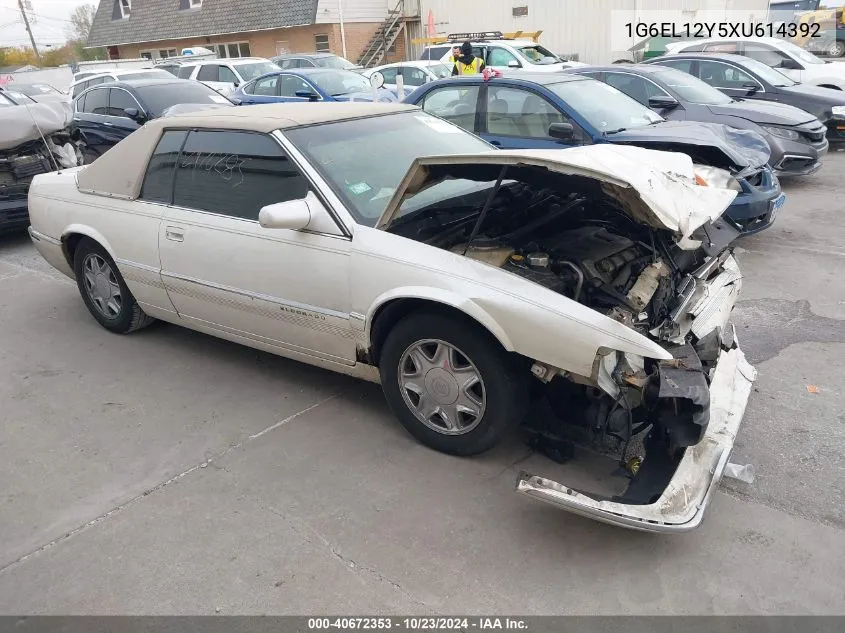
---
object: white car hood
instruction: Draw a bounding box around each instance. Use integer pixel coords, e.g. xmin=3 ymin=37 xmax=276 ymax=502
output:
xmin=376 ymin=144 xmax=737 ymax=243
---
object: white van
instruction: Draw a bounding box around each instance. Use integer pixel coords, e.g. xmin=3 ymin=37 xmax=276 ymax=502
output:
xmin=177 ymin=58 xmax=281 ymax=95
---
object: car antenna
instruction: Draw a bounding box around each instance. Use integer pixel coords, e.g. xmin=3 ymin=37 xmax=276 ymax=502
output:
xmin=21 ymin=99 xmax=62 ymax=174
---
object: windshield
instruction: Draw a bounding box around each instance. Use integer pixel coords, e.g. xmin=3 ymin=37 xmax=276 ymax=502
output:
xmin=307 ymin=69 xmax=371 ymax=96
xmin=735 ymin=56 xmax=797 ymax=86
xmin=655 ymin=67 xmax=732 ymax=104
xmin=517 ymin=45 xmax=560 ymax=64
xmin=138 ymin=82 xmax=233 ymax=114
xmin=777 ymin=39 xmax=825 ymax=65
xmin=12 ymin=83 xmax=60 ymax=95
xmin=549 ymin=79 xmax=663 ymax=133
xmin=121 ymin=71 xmax=171 ymax=81
xmin=315 ymin=55 xmax=356 ymax=70
xmin=235 ymin=62 xmax=282 ymax=81
xmin=285 ymin=111 xmax=495 ymax=226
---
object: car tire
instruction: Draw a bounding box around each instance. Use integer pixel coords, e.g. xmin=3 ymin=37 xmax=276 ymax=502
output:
xmin=831 ymin=41 xmax=845 ymax=58
xmin=379 ymin=312 xmax=529 ymax=456
xmin=73 ymin=237 xmax=155 ymax=334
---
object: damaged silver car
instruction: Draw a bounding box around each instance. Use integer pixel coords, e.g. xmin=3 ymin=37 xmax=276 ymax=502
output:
xmin=0 ymin=95 xmax=81 ymax=234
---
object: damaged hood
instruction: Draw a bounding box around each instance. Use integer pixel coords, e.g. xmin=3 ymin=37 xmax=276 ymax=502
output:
xmin=706 ymin=99 xmax=818 ymax=126
xmin=0 ymin=101 xmax=73 ymax=151
xmin=608 ymin=120 xmax=770 ymax=171
xmin=376 ymin=145 xmax=738 ymax=242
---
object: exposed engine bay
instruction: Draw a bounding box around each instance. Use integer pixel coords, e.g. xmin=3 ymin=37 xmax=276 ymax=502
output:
xmin=387 ymin=164 xmax=744 ymax=507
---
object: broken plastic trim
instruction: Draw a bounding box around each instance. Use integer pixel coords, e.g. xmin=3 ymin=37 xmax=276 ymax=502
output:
xmin=514 ymin=336 xmax=757 ymax=533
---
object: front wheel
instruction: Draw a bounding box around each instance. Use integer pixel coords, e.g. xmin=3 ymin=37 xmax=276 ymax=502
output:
xmin=379 ymin=312 xmax=529 ymax=456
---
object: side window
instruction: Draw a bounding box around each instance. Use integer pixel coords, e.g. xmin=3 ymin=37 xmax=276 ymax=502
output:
xmin=658 ymin=59 xmax=693 ymax=74
xmin=177 ymin=65 xmax=195 ymax=79
xmin=380 ymin=67 xmax=399 ymax=83
xmin=280 ymin=75 xmax=314 ymax=97
xmin=74 ymin=93 xmax=86 ymax=112
xmin=698 ymin=61 xmax=758 ymax=89
xmin=83 ymin=88 xmax=108 ymax=115
xmin=403 ymin=67 xmax=428 ymax=86
xmin=197 ymin=65 xmax=218 ymax=81
xmin=488 ymin=47 xmax=519 ymax=67
xmin=605 ymin=73 xmax=668 ymax=106
xmin=219 ymin=66 xmax=238 ymax=83
xmin=172 ymin=131 xmax=310 ymax=220
xmin=743 ymin=43 xmax=794 ymax=68
xmin=421 ymin=85 xmax=480 ymax=132
xmin=252 ymin=75 xmax=280 ymax=96
xmin=140 ymin=130 xmax=187 ymax=204
xmin=108 ymin=88 xmax=140 ymax=117
xmin=486 ymin=86 xmax=571 ymax=139
xmin=72 ymin=80 xmax=88 ymax=98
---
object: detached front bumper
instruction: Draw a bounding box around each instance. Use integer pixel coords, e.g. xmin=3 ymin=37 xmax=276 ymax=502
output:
xmin=516 ymin=334 xmax=756 ymax=533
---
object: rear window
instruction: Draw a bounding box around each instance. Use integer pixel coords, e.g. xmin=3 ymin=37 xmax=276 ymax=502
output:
xmin=135 ymin=82 xmax=233 ymax=114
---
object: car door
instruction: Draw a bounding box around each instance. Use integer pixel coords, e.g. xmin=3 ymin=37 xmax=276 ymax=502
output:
xmin=157 ymin=129 xmax=356 ymax=363
xmin=416 ymin=83 xmax=482 ymax=134
xmin=240 ymin=73 xmax=281 ymax=104
xmin=694 ymin=59 xmax=766 ymax=101
xmin=104 ymin=87 xmax=143 ymax=142
xmin=486 ymin=46 xmax=522 ymax=71
xmin=480 ymin=84 xmax=590 ymax=149
xmin=603 ymin=71 xmax=686 ymax=120
xmin=73 ymin=86 xmax=114 ymax=157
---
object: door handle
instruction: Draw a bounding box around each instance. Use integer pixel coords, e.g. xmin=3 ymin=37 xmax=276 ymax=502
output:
xmin=165 ymin=226 xmax=184 ymax=242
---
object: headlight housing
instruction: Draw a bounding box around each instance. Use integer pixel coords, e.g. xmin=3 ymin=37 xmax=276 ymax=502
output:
xmin=692 ymin=164 xmax=743 ymax=192
xmin=832 ymin=105 xmax=845 ymax=119
xmin=760 ymin=125 xmax=801 ymax=141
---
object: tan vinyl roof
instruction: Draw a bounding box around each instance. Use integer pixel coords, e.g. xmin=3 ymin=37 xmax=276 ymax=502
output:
xmin=76 ymin=102 xmax=418 ymax=199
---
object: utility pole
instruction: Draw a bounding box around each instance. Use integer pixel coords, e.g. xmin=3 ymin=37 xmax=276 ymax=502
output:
xmin=17 ymin=0 xmax=41 ymax=61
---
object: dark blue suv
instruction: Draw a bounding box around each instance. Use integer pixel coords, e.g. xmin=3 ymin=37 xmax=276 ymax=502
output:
xmin=405 ymin=73 xmax=785 ymax=235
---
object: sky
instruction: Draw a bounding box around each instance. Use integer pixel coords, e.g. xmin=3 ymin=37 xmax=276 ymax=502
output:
xmin=1 ymin=0 xmax=94 ymax=48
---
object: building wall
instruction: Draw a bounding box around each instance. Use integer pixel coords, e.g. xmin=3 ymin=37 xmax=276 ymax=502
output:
xmin=116 ymin=21 xmax=404 ymax=64
xmin=416 ymin=0 xmax=771 ymax=64
xmin=315 ymin=0 xmax=389 ymax=23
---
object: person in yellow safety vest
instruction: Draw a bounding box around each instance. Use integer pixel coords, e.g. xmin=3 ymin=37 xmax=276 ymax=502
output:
xmin=447 ymin=44 xmax=462 ymax=65
xmin=451 ymin=41 xmax=486 ymax=76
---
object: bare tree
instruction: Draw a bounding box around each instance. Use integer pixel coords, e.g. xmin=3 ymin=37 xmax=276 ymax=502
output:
xmin=66 ymin=3 xmax=97 ymax=42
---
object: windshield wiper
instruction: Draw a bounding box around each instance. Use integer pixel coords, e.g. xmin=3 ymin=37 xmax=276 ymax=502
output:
xmin=604 ymin=128 xmax=627 ymax=135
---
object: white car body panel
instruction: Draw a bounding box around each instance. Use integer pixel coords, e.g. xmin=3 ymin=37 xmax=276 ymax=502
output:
xmin=666 ymin=37 xmax=845 ymax=89
xmin=25 ymin=103 xmax=754 ymax=533
xmin=182 ymin=58 xmax=281 ymax=96
xmin=424 ymin=39 xmax=572 ymax=73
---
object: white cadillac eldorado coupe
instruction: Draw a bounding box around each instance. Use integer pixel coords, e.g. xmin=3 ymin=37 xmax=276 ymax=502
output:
xmin=27 ymin=102 xmax=757 ymax=532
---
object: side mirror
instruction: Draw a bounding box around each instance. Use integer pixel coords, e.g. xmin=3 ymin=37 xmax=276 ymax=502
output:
xmin=123 ymin=107 xmax=145 ymax=122
xmin=233 ymin=80 xmax=240 ymax=87
xmin=648 ymin=94 xmax=679 ymax=110
xmin=259 ymin=198 xmax=311 ymax=230
xmin=742 ymin=82 xmax=760 ymax=95
xmin=548 ymin=122 xmax=574 ymax=140
xmin=507 ymin=60 xmax=520 ymax=68
xmin=295 ymin=89 xmax=320 ymax=101
xmin=778 ymin=58 xmax=803 ymax=70
xmin=230 ymin=97 xmax=242 ymax=105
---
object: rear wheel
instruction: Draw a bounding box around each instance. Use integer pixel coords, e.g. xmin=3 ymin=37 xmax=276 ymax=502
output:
xmin=73 ymin=238 xmax=155 ymax=334
xmin=379 ymin=312 xmax=529 ymax=456
xmin=829 ymin=40 xmax=845 ymax=58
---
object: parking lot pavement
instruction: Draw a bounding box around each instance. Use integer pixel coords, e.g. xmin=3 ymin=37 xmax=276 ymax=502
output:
xmin=1 ymin=153 xmax=844 ymax=615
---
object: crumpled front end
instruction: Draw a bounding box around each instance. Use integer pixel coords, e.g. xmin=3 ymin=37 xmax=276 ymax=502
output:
xmin=516 ymin=252 xmax=757 ymax=532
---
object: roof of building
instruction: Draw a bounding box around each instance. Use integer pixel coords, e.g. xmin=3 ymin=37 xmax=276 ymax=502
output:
xmin=88 ymin=0 xmax=320 ymax=48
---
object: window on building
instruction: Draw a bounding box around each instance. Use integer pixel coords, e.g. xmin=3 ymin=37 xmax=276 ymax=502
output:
xmin=190 ymin=0 xmax=203 ymax=7
xmin=140 ymin=51 xmax=153 ymax=60
xmin=119 ymin=0 xmax=131 ymax=19
xmin=159 ymin=48 xmax=178 ymax=58
xmin=214 ymin=42 xmax=251 ymax=58
xmin=172 ymin=130 xmax=311 ymax=220
xmin=315 ymin=34 xmax=330 ymax=53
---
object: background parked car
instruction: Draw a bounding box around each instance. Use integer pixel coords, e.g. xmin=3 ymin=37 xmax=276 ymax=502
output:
xmin=69 ymin=69 xmax=174 ymax=100
xmin=663 ymin=37 xmax=845 ymax=90
xmin=234 ymin=68 xmax=399 ymax=104
xmin=568 ymin=63 xmax=829 ymax=177
xmin=4 ymin=82 xmax=67 ymax=104
xmin=72 ymin=78 xmax=234 ymax=162
xmin=645 ymin=53 xmax=845 ymax=144
xmin=271 ymin=52 xmax=360 ymax=71
xmin=0 ymin=87 xmax=38 ymax=106
xmin=405 ymin=73 xmax=784 ymax=235
xmin=176 ymin=58 xmax=281 ymax=96
xmin=360 ymin=60 xmax=453 ymax=97
xmin=420 ymin=33 xmax=572 ymax=73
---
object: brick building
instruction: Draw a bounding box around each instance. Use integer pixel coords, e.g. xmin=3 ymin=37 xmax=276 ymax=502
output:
xmin=87 ymin=0 xmax=422 ymax=67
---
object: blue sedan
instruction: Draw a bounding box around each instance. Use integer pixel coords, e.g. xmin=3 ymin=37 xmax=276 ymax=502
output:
xmin=404 ymin=73 xmax=785 ymax=235
xmin=233 ymin=68 xmax=399 ymax=104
